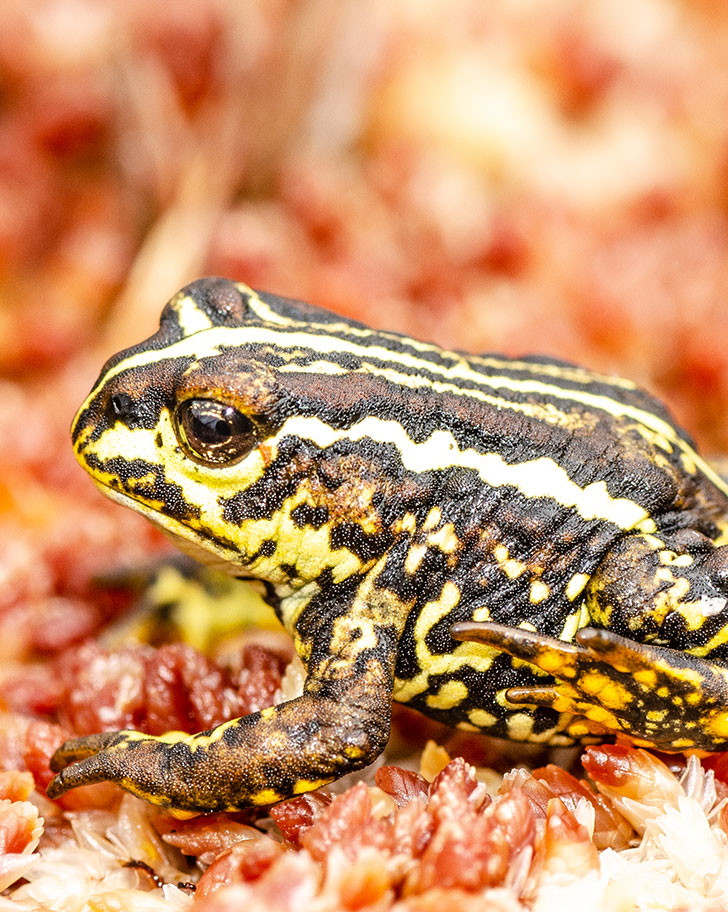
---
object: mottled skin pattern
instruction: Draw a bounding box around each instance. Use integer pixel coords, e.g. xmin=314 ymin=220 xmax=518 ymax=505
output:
xmin=49 ymin=278 xmax=728 ymax=812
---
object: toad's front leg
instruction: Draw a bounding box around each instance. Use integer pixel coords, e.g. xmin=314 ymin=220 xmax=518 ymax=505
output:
xmin=48 ymin=585 xmax=405 ymax=812
xmin=48 ymin=674 xmax=392 ymax=811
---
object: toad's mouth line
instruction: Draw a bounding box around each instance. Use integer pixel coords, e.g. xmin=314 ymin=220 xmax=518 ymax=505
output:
xmin=88 ymin=475 xmax=248 ymax=575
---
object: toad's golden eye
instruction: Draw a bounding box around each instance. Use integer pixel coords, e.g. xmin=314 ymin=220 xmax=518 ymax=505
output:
xmin=175 ymin=399 xmax=257 ymax=466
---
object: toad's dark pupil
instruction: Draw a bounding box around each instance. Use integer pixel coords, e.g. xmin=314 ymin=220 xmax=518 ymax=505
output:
xmin=193 ymin=412 xmax=232 ymax=442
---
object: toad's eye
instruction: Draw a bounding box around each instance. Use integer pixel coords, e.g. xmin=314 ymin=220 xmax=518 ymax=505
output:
xmin=175 ymin=399 xmax=257 ymax=466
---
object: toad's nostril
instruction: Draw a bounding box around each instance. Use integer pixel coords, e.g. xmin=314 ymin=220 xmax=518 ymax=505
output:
xmin=108 ymin=392 xmax=135 ymax=422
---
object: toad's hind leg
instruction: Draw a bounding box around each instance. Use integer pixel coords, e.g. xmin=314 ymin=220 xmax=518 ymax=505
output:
xmin=452 ymin=621 xmax=728 ymax=750
xmin=584 ymin=534 xmax=728 ymax=655
xmin=452 ymin=536 xmax=728 ymax=750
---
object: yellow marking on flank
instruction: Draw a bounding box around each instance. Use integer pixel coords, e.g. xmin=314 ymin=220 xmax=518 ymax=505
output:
xmin=426 ymin=523 xmax=460 ymax=554
xmin=393 ymin=582 xmax=497 ymax=702
xmin=426 ymin=679 xmax=469 ymax=710
xmin=405 ymin=543 xmax=427 ymax=575
xmin=414 ymin=582 xmax=461 ymax=641
xmin=506 ymin=713 xmax=534 ymax=740
xmin=558 ymin=602 xmax=589 ymax=642
xmin=529 ymin=580 xmax=550 ymax=603
xmin=504 ymin=559 xmax=527 ymax=580
xmin=469 ymin=709 xmax=498 ymax=728
xmin=422 ymin=507 xmax=442 ymax=532
xmin=565 ymin=573 xmax=590 ymax=601
xmin=495 ymin=690 xmax=513 ymax=708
